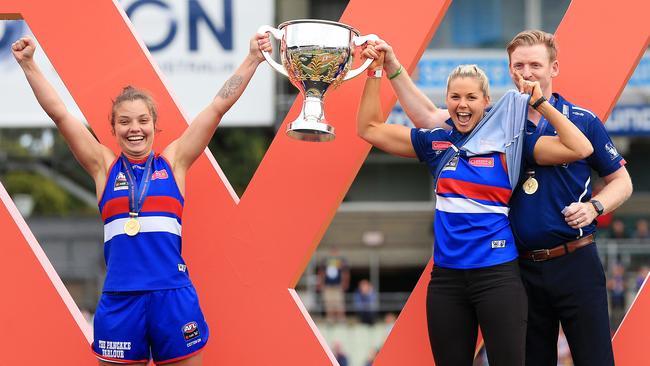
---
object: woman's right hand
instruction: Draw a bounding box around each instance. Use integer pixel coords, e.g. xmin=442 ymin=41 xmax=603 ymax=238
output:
xmin=513 ymin=71 xmax=543 ymax=104
xmin=11 ymin=36 xmax=36 ymax=64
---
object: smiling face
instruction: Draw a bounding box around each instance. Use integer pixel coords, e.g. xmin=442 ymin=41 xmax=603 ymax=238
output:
xmin=112 ymin=99 xmax=155 ymax=159
xmin=446 ymin=77 xmax=490 ymax=134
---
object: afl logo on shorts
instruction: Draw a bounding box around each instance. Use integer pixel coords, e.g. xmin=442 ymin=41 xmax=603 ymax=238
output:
xmin=182 ymin=321 xmax=200 ymax=341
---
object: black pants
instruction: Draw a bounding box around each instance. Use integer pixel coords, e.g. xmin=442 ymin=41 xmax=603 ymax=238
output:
xmin=519 ymin=244 xmax=614 ymax=366
xmin=426 ymin=259 xmax=528 ymax=366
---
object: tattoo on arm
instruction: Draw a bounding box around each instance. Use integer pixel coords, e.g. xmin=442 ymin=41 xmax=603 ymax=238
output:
xmin=217 ymin=75 xmax=243 ymax=99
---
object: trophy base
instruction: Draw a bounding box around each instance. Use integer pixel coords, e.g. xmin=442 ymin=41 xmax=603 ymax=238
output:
xmin=287 ymin=120 xmax=335 ymax=142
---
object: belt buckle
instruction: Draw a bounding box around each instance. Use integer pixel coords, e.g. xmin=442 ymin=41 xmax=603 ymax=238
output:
xmin=530 ymin=249 xmax=550 ymax=262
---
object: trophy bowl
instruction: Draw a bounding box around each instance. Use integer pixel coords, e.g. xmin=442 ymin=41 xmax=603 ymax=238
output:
xmin=259 ymin=19 xmax=377 ymax=142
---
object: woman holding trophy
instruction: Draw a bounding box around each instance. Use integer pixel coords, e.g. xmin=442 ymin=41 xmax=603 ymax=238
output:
xmin=357 ymin=44 xmax=593 ymax=365
xmin=11 ymin=33 xmax=271 ymax=365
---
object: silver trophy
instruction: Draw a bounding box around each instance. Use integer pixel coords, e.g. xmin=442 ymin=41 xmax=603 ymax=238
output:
xmin=259 ymin=19 xmax=378 ymax=142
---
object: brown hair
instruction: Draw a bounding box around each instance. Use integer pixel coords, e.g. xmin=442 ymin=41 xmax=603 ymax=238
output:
xmin=447 ymin=64 xmax=490 ymax=97
xmin=110 ymin=86 xmax=158 ymax=128
xmin=506 ymin=30 xmax=558 ymax=62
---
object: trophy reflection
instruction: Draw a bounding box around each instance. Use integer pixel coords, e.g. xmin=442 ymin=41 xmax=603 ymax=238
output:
xmin=259 ymin=19 xmax=377 ymax=142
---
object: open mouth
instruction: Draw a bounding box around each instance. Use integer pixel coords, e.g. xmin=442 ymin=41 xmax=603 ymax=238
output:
xmin=457 ymin=112 xmax=472 ymax=124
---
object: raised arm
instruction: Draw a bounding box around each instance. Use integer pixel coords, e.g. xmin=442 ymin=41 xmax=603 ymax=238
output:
xmin=163 ymin=33 xmax=270 ymax=174
xmin=357 ymin=46 xmax=415 ymax=158
xmin=370 ymin=39 xmax=450 ymax=129
xmin=515 ymin=72 xmax=593 ymax=165
xmin=12 ymin=37 xmax=113 ymax=185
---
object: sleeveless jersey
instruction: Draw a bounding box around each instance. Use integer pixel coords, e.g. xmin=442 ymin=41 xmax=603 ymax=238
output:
xmin=412 ymin=127 xmax=519 ymax=269
xmin=98 ymin=154 xmax=192 ymax=291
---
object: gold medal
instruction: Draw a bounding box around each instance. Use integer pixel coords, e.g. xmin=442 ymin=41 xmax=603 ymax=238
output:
xmin=124 ymin=216 xmax=140 ymax=236
xmin=523 ymin=177 xmax=539 ymax=195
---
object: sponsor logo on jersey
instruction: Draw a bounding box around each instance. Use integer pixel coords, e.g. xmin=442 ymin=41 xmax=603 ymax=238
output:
xmin=152 ymin=169 xmax=169 ymax=180
xmin=178 ymin=264 xmax=187 ymax=272
xmin=432 ymin=141 xmax=452 ymax=150
xmin=114 ymin=172 xmax=129 ymax=191
xmin=442 ymin=156 xmax=459 ymax=172
xmin=491 ymin=240 xmax=506 ymax=248
xmin=605 ymin=142 xmax=619 ymax=160
xmin=183 ymin=321 xmax=200 ymax=341
xmin=469 ymin=157 xmax=494 ymax=167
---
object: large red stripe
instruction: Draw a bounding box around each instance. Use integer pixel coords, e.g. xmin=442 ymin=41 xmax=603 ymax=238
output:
xmin=437 ymin=177 xmax=511 ymax=204
xmin=101 ymin=196 xmax=183 ymax=221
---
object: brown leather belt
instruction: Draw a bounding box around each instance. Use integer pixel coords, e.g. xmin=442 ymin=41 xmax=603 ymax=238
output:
xmin=519 ymin=234 xmax=594 ymax=262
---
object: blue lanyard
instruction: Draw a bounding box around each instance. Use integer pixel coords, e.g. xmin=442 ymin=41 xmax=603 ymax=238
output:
xmin=120 ymin=152 xmax=154 ymax=216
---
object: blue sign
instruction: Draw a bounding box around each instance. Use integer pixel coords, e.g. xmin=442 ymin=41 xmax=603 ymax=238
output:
xmin=417 ymin=52 xmax=650 ymax=90
xmin=417 ymin=57 xmax=512 ymax=89
xmin=606 ymin=105 xmax=650 ymax=136
xmin=0 ymin=21 xmax=26 ymax=65
xmin=125 ymin=0 xmax=233 ymax=52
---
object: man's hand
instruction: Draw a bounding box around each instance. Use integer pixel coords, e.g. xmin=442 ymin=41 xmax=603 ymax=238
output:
xmin=563 ymin=201 xmax=598 ymax=229
xmin=360 ymin=41 xmax=385 ymax=71
xmin=372 ymin=39 xmax=401 ymax=75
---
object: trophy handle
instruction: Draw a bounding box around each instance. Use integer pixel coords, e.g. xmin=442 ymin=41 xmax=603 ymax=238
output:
xmin=257 ymin=25 xmax=289 ymax=77
xmin=344 ymin=34 xmax=380 ymax=81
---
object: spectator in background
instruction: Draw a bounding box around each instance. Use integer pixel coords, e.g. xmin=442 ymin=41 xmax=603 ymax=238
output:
xmin=636 ymin=266 xmax=649 ymax=292
xmin=318 ymin=247 xmax=349 ymax=323
xmin=633 ymin=218 xmax=650 ymax=239
xmin=384 ymin=312 xmax=397 ymax=337
xmin=333 ymin=342 xmax=349 ymax=366
xmin=364 ymin=348 xmax=378 ymax=366
xmin=610 ymin=218 xmax=628 ymax=240
xmin=607 ymin=263 xmax=627 ymax=329
xmin=353 ymin=279 xmax=379 ymax=325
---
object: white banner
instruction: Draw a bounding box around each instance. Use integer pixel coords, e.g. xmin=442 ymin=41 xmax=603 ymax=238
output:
xmin=0 ymin=0 xmax=274 ymax=127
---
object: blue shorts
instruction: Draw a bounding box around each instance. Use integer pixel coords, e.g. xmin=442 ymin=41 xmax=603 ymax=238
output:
xmin=92 ymin=285 xmax=209 ymax=364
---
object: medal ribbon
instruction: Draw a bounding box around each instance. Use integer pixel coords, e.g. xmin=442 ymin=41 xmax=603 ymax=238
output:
xmin=121 ymin=152 xmax=155 ymax=217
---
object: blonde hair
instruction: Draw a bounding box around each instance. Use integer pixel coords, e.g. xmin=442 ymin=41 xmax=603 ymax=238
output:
xmin=446 ymin=64 xmax=490 ymax=97
xmin=506 ymin=29 xmax=558 ymax=62
xmin=111 ymin=86 xmax=158 ymax=128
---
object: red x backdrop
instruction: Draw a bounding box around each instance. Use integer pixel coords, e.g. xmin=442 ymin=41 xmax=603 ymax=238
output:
xmin=0 ymin=0 xmax=648 ymax=365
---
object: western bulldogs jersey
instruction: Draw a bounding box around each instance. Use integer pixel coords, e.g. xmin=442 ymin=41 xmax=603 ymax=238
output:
xmin=509 ymin=94 xmax=626 ymax=250
xmin=98 ymin=154 xmax=192 ymax=291
xmin=412 ymin=128 xmax=519 ymax=269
